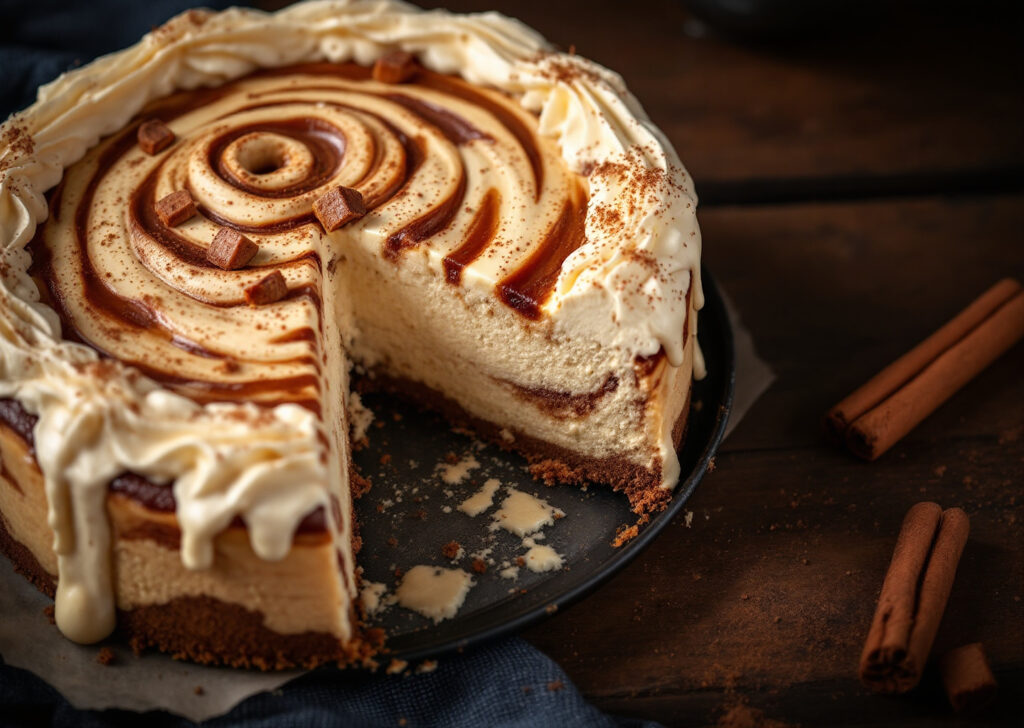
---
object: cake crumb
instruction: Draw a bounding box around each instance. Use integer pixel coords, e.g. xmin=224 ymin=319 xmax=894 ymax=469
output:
xmin=490 ymin=489 xmax=564 ymax=536
xmin=523 ymin=542 xmax=564 ymax=572
xmin=707 ymin=456 xmax=717 ymax=472
xmin=472 ymin=558 xmax=488 ymax=574
xmin=361 ymin=581 xmax=388 ymax=617
xmin=394 ymin=565 xmax=474 ymax=623
xmin=441 ymin=540 xmax=461 ymax=559
xmin=416 ymin=660 xmax=438 ymax=674
xmin=43 ymin=605 xmax=55 ymax=625
xmin=380 ymin=454 xmax=392 ymax=466
xmin=547 ymin=680 xmax=564 ymax=692
xmin=387 ymin=659 xmax=408 ymax=675
xmin=438 ymin=453 xmax=480 ymax=484
xmin=458 ymin=478 xmax=501 ymax=517
xmin=612 ymin=523 xmax=639 ymax=547
xmin=348 ymin=391 xmax=374 ymax=442
xmin=194 ymin=686 xmax=205 ymax=696
xmin=96 ymin=647 xmax=116 ymax=666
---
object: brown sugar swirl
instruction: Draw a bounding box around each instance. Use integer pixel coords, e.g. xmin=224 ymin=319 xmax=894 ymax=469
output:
xmin=30 ymin=63 xmax=587 ymax=408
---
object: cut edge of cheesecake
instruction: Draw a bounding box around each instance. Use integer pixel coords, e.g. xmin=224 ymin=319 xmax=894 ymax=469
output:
xmin=0 ymin=412 xmax=383 ymax=669
xmin=0 ymin=321 xmax=694 ymax=668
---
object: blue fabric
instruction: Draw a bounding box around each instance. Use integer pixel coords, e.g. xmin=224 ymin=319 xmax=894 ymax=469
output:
xmin=1 ymin=639 xmax=655 ymax=727
xmin=0 ymin=2 xmax=657 ymax=726
xmin=0 ymin=0 xmax=238 ymax=118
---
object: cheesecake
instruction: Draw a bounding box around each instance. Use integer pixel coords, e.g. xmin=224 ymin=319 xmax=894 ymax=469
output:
xmin=0 ymin=0 xmax=703 ymax=668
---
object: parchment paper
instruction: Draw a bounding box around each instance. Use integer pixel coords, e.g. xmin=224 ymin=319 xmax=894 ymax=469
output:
xmin=0 ymin=292 xmax=774 ymax=721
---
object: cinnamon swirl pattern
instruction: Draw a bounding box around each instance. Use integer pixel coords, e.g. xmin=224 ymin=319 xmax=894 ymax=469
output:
xmin=34 ymin=64 xmax=586 ymax=409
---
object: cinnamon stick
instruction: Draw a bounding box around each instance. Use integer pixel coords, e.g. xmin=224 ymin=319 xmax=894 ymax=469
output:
xmin=859 ymin=502 xmax=970 ymax=693
xmin=940 ymin=643 xmax=997 ymax=713
xmin=827 ymin=278 xmax=1024 ymax=460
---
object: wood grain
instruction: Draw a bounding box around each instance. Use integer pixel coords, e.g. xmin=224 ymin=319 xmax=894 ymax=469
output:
xmin=525 ymin=196 xmax=1024 ymax=725
xmin=418 ymin=0 xmax=1024 ymax=203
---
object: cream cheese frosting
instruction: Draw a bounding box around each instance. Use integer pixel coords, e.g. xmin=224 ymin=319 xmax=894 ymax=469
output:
xmin=0 ymin=0 xmax=702 ymax=646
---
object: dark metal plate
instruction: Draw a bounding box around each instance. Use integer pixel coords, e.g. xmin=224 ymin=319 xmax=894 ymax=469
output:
xmin=352 ymin=265 xmax=735 ymax=662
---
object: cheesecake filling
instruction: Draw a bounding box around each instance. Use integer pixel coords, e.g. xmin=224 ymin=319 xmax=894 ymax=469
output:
xmin=0 ymin=0 xmax=702 ymax=648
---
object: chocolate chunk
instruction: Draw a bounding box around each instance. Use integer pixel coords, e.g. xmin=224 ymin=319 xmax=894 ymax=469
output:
xmin=313 ymin=186 xmax=366 ymax=232
xmin=244 ymin=270 xmax=288 ymax=306
xmin=207 ymin=228 xmax=258 ymax=270
xmin=154 ymin=190 xmax=196 ymax=227
xmin=137 ymin=120 xmax=175 ymax=155
xmin=372 ymin=51 xmax=417 ymax=84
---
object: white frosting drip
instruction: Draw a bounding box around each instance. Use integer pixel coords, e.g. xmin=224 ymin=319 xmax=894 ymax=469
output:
xmin=0 ymin=0 xmax=701 ymax=644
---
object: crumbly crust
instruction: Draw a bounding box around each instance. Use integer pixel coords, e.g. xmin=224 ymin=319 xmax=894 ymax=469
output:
xmin=0 ymin=509 xmax=382 ymax=669
xmin=357 ymin=372 xmax=689 ymax=517
xmin=0 ymin=362 xmax=689 ymax=668
xmin=0 ymin=418 xmax=375 ymax=670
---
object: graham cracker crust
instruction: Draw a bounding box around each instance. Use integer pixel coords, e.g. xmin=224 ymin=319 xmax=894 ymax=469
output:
xmin=357 ymin=372 xmax=689 ymax=517
xmin=0 ymin=360 xmax=691 ymax=667
xmin=0 ymin=507 xmax=380 ymax=670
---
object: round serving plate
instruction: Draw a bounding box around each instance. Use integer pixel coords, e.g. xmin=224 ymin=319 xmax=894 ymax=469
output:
xmin=352 ymin=265 xmax=735 ymax=663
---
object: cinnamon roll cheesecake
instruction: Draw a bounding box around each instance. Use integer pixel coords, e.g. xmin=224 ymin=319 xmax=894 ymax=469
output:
xmin=0 ymin=0 xmax=703 ymax=668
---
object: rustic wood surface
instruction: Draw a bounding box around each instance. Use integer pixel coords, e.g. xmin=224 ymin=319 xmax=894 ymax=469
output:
xmin=14 ymin=1 xmax=1015 ymax=725
xmin=417 ymin=0 xmax=1022 ymax=725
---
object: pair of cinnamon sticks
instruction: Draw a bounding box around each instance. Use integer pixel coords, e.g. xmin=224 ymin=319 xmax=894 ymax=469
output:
xmin=859 ymin=503 xmax=997 ymax=712
xmin=831 ymin=280 xmax=1018 ymax=709
xmin=827 ymin=278 xmax=1024 ymax=460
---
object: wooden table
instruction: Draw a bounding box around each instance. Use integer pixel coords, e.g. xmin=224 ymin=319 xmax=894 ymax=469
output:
xmin=418 ymin=1 xmax=1024 ymax=724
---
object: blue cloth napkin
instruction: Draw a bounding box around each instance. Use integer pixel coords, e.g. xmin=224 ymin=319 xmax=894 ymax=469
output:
xmin=0 ymin=2 xmax=658 ymax=726
xmin=2 ymin=639 xmax=655 ymax=727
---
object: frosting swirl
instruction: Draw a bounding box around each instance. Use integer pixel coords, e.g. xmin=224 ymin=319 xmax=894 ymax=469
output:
xmin=36 ymin=63 xmax=590 ymax=401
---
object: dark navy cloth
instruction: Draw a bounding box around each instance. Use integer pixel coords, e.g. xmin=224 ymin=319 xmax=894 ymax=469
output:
xmin=0 ymin=2 xmax=657 ymax=726
xmin=0 ymin=0 xmax=236 ymax=118
xmin=1 ymin=640 xmax=654 ymax=727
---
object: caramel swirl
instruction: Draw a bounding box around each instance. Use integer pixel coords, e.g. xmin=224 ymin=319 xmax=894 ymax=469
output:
xmin=34 ymin=64 xmax=586 ymax=407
